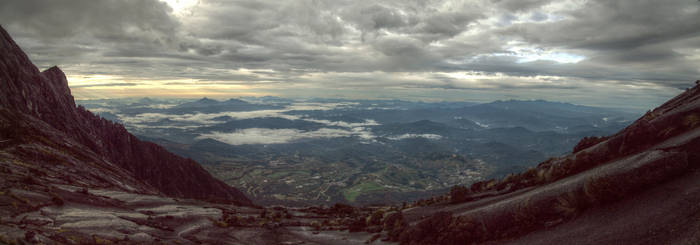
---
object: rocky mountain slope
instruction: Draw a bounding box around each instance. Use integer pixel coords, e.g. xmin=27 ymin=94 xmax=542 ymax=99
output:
xmin=385 ymin=82 xmax=700 ymax=244
xmin=0 ymin=25 xmax=283 ymax=243
xmin=0 ymin=25 xmax=251 ymax=206
xmin=0 ymin=24 xmax=395 ymax=245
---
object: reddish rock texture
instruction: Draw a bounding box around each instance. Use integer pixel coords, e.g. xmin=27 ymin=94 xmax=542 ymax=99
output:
xmin=395 ymin=83 xmax=700 ymax=244
xmin=0 ymin=25 xmax=252 ymax=206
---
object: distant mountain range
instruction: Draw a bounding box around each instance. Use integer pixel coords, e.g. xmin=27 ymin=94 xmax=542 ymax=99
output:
xmin=75 ymin=86 xmax=639 ymax=206
xmin=167 ymin=97 xmax=281 ymax=114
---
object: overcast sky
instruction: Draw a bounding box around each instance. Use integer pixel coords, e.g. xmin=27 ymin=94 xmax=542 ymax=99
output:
xmin=1 ymin=0 xmax=699 ymax=109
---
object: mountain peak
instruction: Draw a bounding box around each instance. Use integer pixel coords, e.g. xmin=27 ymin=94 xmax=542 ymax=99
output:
xmin=137 ymin=97 xmax=156 ymax=103
xmin=0 ymin=28 xmax=77 ymax=125
xmin=0 ymin=25 xmax=252 ymax=206
xmin=41 ymin=66 xmax=73 ymax=99
xmin=0 ymin=25 xmax=37 ymax=74
xmin=198 ymin=97 xmax=219 ymax=103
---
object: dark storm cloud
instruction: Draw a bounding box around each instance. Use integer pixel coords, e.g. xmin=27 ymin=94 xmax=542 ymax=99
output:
xmin=500 ymin=0 xmax=700 ymax=51
xmin=0 ymin=0 xmax=698 ymax=108
xmin=0 ymin=0 xmax=177 ymax=39
xmin=341 ymin=4 xmax=407 ymax=32
xmin=0 ymin=0 xmax=194 ymax=70
xmin=495 ymin=0 xmax=700 ymax=86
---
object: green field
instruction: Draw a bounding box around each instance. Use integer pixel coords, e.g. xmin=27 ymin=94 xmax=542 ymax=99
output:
xmin=343 ymin=182 xmax=384 ymax=202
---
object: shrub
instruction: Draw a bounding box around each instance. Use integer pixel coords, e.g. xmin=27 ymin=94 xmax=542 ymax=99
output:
xmin=367 ymin=210 xmax=385 ymax=226
xmin=384 ymin=211 xmax=407 ymax=241
xmin=470 ymin=179 xmax=495 ymax=193
xmin=684 ymin=113 xmax=700 ymax=128
xmin=348 ymin=217 xmax=367 ymax=232
xmin=310 ymin=221 xmax=321 ymax=231
xmin=642 ymin=110 xmax=658 ymax=120
xmin=573 ymin=136 xmax=609 ymax=153
xmin=93 ymin=235 xmax=113 ymax=245
xmin=449 ymin=185 xmax=471 ymax=204
xmin=0 ymin=235 xmax=15 ymax=245
xmin=332 ymin=203 xmax=355 ymax=216
xmin=535 ymin=168 xmax=548 ymax=183
xmin=484 ymin=179 xmax=497 ymax=190
xmin=213 ymin=219 xmax=228 ymax=228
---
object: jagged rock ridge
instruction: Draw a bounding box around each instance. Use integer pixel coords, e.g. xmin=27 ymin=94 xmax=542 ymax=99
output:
xmin=0 ymin=25 xmax=252 ymax=206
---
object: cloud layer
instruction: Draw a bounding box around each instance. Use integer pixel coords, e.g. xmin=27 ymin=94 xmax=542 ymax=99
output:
xmin=387 ymin=133 xmax=443 ymax=141
xmin=197 ymin=128 xmax=357 ymax=145
xmin=2 ymin=0 xmax=699 ymax=109
xmin=117 ymin=102 xmax=368 ymax=127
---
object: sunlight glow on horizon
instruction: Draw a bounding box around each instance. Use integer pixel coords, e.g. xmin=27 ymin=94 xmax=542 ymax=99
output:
xmin=67 ymin=74 xmax=270 ymax=100
xmin=64 ymin=71 xmax=681 ymax=112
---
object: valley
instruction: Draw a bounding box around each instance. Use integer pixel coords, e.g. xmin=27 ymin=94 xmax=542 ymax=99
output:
xmin=78 ymin=97 xmax=638 ymax=206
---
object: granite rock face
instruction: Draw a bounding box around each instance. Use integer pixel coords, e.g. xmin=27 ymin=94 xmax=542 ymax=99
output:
xmin=0 ymin=25 xmax=252 ymax=206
